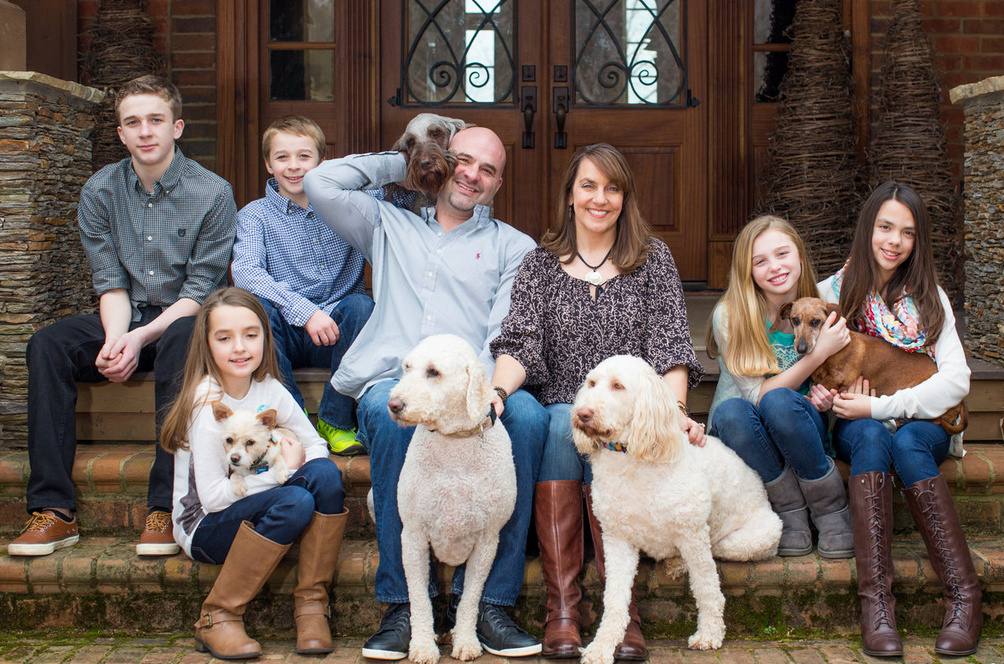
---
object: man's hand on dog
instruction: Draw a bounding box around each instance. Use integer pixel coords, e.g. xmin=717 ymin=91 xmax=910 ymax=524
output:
xmin=305 ymin=310 xmax=340 ymax=346
xmin=833 ymin=376 xmax=876 ymax=420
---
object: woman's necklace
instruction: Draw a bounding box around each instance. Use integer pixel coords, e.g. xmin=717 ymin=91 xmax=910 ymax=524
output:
xmin=576 ymin=248 xmax=613 ymax=286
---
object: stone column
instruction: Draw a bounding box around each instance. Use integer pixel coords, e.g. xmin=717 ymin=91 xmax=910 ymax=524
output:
xmin=950 ymin=76 xmax=1004 ymax=366
xmin=0 ymin=72 xmax=104 ymax=446
xmin=0 ymin=1 xmax=26 ymax=71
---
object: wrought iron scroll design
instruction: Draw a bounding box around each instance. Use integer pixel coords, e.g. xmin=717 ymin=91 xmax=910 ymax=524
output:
xmin=573 ymin=0 xmax=687 ymax=107
xmin=397 ymin=0 xmax=516 ymax=107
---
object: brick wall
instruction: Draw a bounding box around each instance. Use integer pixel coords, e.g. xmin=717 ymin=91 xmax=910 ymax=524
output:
xmin=869 ymin=0 xmax=1004 ymax=181
xmin=77 ymin=0 xmax=218 ymax=173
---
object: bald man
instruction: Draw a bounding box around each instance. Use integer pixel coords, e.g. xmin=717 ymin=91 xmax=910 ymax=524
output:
xmin=305 ymin=126 xmax=546 ymax=660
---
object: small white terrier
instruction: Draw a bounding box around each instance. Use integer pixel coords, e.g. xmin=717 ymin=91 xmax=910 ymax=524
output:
xmin=571 ymin=355 xmax=782 ymax=661
xmin=389 ymin=334 xmax=517 ymax=664
xmin=212 ymin=402 xmax=292 ymax=497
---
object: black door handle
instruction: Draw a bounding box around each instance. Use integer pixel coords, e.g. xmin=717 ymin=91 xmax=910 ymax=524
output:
xmin=553 ymin=86 xmax=568 ymax=149
xmin=520 ymin=86 xmax=537 ymax=149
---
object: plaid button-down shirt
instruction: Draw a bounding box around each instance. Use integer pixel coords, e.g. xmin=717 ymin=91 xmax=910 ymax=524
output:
xmin=77 ymin=147 xmax=237 ymax=320
xmin=231 ymin=178 xmax=365 ymax=327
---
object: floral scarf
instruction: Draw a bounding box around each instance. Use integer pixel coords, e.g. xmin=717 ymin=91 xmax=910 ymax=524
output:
xmin=830 ymin=263 xmax=931 ymax=357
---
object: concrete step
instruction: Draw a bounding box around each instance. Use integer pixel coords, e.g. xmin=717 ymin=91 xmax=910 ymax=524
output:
xmin=3 ymin=444 xmax=1004 ymax=539
xmin=1 ymin=533 xmax=1001 ymax=637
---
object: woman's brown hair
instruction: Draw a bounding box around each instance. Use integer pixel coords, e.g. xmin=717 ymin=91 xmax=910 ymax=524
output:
xmin=541 ymin=143 xmax=651 ymax=273
xmin=839 ymin=181 xmax=944 ymax=346
xmin=160 ymin=287 xmax=283 ymax=453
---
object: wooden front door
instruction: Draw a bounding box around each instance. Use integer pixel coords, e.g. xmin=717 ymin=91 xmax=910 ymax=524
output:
xmin=378 ymin=0 xmax=708 ymax=282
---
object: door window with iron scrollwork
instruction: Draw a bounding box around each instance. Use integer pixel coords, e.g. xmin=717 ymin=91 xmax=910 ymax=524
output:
xmin=396 ymin=0 xmax=516 ymax=106
xmin=574 ymin=0 xmax=686 ymax=107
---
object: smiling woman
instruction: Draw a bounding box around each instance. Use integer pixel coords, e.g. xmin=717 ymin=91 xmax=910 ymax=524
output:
xmin=489 ymin=143 xmax=703 ymax=659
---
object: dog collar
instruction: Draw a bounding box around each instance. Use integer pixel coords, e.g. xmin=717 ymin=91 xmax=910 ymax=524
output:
xmin=439 ymin=406 xmax=498 ymax=439
xmin=247 ymin=434 xmax=281 ymax=474
xmin=602 ymin=441 xmax=628 ymax=453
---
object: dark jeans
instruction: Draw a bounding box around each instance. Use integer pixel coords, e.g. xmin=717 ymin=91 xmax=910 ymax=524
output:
xmin=25 ymin=309 xmax=194 ymax=513
xmin=832 ymin=417 xmax=950 ymax=486
xmin=709 ymin=388 xmax=832 ymax=483
xmin=189 ymin=457 xmax=345 ymax=563
xmin=356 ymin=379 xmax=548 ymax=606
xmin=260 ymin=294 xmax=374 ymax=430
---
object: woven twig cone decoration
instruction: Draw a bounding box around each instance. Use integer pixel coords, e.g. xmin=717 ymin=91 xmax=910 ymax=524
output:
xmin=83 ymin=0 xmax=164 ymax=171
xmin=869 ymin=0 xmax=962 ymax=302
xmin=755 ymin=0 xmax=860 ymax=277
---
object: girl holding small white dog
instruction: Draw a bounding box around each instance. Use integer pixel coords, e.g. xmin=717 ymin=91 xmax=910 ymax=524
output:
xmin=707 ymin=216 xmax=854 ymax=560
xmin=160 ymin=287 xmax=347 ymax=659
xmin=490 ymin=143 xmax=704 ymax=660
xmin=819 ymin=181 xmax=979 ymax=658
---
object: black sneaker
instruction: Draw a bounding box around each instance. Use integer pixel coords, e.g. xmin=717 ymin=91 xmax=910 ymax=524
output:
xmin=362 ymin=602 xmax=411 ymax=660
xmin=475 ymin=601 xmax=542 ymax=657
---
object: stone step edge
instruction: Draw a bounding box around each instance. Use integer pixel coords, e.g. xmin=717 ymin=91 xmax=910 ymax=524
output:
xmin=2 ymin=536 xmax=1002 ymax=596
xmin=3 ymin=444 xmax=1004 ymax=495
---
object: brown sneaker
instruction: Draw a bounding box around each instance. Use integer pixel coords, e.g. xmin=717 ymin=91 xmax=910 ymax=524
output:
xmin=8 ymin=511 xmax=79 ymax=556
xmin=136 ymin=510 xmax=180 ymax=556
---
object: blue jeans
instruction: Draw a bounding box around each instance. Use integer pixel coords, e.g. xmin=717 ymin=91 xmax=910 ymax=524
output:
xmin=260 ymin=294 xmax=374 ymax=430
xmin=709 ymin=389 xmax=831 ymax=483
xmin=189 ymin=458 xmax=345 ymax=564
xmin=357 ymin=379 xmax=547 ymax=605
xmin=832 ymin=418 xmax=949 ymax=487
xmin=539 ymin=403 xmax=592 ymax=483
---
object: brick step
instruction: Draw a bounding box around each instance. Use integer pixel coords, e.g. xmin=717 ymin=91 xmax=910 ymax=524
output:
xmin=70 ymin=357 xmax=1004 ymax=442
xmin=3 ymin=444 xmax=1004 ymax=539
xmin=1 ymin=534 xmax=1000 ymax=637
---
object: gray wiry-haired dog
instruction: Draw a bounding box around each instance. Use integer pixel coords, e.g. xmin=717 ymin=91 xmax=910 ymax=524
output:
xmin=389 ymin=334 xmax=516 ymax=664
xmin=386 ymin=113 xmax=468 ymax=214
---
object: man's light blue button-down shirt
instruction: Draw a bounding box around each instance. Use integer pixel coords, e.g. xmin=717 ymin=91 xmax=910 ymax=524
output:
xmin=304 ymin=152 xmax=535 ymax=399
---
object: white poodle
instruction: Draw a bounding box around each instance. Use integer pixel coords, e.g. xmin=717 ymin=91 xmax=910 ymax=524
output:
xmin=389 ymin=334 xmax=517 ymax=664
xmin=571 ymin=355 xmax=782 ymax=661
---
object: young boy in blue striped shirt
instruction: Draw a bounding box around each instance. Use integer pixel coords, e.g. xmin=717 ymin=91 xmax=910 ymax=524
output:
xmin=232 ymin=115 xmax=373 ymax=455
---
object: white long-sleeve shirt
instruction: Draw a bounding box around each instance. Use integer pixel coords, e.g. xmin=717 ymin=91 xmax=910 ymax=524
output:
xmin=170 ymin=375 xmax=329 ymax=557
xmin=818 ymin=275 xmax=970 ymax=456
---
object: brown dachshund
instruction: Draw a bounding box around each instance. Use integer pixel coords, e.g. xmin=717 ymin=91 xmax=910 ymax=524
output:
xmin=776 ymin=297 xmax=967 ymax=435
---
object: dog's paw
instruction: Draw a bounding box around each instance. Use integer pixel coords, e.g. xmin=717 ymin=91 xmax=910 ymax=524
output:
xmin=581 ymin=642 xmax=615 ymax=664
xmin=409 ymin=638 xmax=441 ymax=664
xmin=450 ymin=632 xmax=482 ymax=661
xmin=687 ymin=627 xmax=724 ymax=650
xmin=230 ymin=475 xmax=247 ymax=496
xmin=274 ymin=466 xmax=290 ymax=485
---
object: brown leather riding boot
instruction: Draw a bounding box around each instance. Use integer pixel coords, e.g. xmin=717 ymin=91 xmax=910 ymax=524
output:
xmin=194 ymin=521 xmax=291 ymax=659
xmin=585 ymin=486 xmax=647 ymax=661
xmin=294 ymin=509 xmax=349 ymax=654
xmin=903 ymin=475 xmax=982 ymax=657
xmin=849 ymin=473 xmax=902 ymax=658
xmin=535 ymin=481 xmax=584 ymax=658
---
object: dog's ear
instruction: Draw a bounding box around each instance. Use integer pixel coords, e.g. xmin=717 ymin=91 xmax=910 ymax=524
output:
xmin=448 ymin=117 xmax=467 ymax=138
xmin=771 ymin=302 xmax=794 ymax=332
xmin=625 ymin=370 xmax=681 ymax=464
xmin=212 ymin=401 xmax=233 ymax=422
xmin=465 ymin=361 xmax=492 ymax=423
xmin=256 ymin=408 xmax=278 ymax=430
xmin=826 ymin=302 xmax=841 ymax=318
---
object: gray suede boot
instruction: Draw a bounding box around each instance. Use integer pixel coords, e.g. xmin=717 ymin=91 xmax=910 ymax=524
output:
xmin=764 ymin=465 xmax=813 ymax=556
xmin=798 ymin=458 xmax=854 ymax=559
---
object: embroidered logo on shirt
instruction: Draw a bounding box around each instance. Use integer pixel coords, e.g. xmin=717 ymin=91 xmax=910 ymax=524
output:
xmin=177 ymin=228 xmax=186 ymax=237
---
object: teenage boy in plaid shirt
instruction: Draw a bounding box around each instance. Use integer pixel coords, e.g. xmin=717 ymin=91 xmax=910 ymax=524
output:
xmin=231 ymin=115 xmax=373 ymax=455
xmin=8 ymin=75 xmax=238 ymax=557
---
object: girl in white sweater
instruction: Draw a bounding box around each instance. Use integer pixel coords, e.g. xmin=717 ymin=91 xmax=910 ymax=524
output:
xmin=820 ymin=182 xmax=979 ymax=658
xmin=160 ymin=287 xmax=346 ymax=659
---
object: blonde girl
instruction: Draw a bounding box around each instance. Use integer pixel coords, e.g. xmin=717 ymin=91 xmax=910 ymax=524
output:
xmin=161 ymin=287 xmax=347 ymax=659
xmin=707 ymin=216 xmax=853 ymax=559
xmin=821 ymin=181 xmax=979 ymax=658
